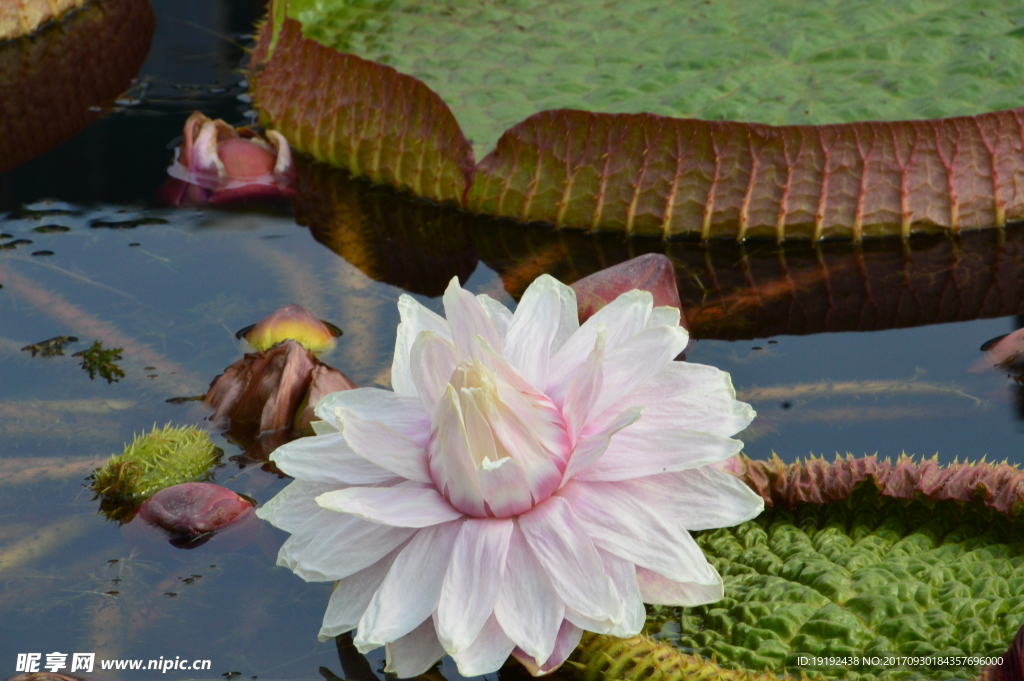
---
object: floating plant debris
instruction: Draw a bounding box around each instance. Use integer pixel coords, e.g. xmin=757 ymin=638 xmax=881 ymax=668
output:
xmin=32 ymin=224 xmax=70 ymax=233
xmin=30 ymin=250 xmax=54 ymax=256
xmin=73 ymin=341 xmax=124 ymax=383
xmin=89 ymin=217 xmax=168 ymax=229
xmin=136 ymin=482 xmax=255 ymax=540
xmin=0 ymin=239 xmax=33 ymax=249
xmin=91 ymin=424 xmax=222 ymax=518
xmin=21 ymin=335 xmax=79 ymax=357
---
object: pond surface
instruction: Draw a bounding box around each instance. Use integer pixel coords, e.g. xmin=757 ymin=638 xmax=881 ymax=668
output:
xmin=4 ymin=1 xmax=1024 ymax=679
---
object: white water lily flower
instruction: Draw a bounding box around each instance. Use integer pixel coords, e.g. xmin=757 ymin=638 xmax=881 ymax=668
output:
xmin=257 ymin=275 xmax=763 ymax=677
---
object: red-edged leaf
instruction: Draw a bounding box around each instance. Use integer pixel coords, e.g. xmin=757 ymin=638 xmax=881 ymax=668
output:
xmin=249 ymin=8 xmax=474 ymax=205
xmin=0 ymin=0 xmax=154 ymax=174
xmin=467 ymin=108 xmax=1024 ymax=241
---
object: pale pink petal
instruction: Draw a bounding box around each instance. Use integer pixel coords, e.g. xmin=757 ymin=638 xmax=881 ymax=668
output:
xmin=450 ymin=614 xmax=516 ymax=676
xmin=635 ymin=565 xmax=724 ymax=606
xmin=575 ymin=427 xmax=743 ymax=482
xmin=561 ymin=408 xmax=641 ymax=482
xmin=546 ymin=290 xmax=653 ymax=404
xmin=314 ymin=388 xmax=430 ymax=442
xmin=596 ymin=549 xmax=645 ymax=636
xmin=588 ymin=324 xmax=688 ymax=420
xmin=317 ymin=485 xmax=463 ymax=528
xmin=385 ymin=618 xmax=446 ymax=678
xmin=589 ymin=361 xmax=754 ymax=438
xmin=191 ymin=120 xmax=226 ymax=177
xmin=410 ymin=331 xmax=458 ymax=413
xmin=476 ymin=293 xmax=514 ymax=342
xmin=557 ymin=478 xmax=725 ymax=585
xmin=270 ymin=432 xmax=400 ymax=485
xmin=494 ymin=525 xmax=565 ymax=662
xmin=265 ymin=129 xmax=293 ymax=176
xmin=278 ymin=510 xmax=415 ymax=581
xmin=392 ymin=295 xmax=452 ymax=396
xmin=338 ymin=408 xmax=431 ymax=483
xmin=356 ymin=520 xmax=464 ymax=650
xmin=503 ymin=275 xmax=578 ymax=389
xmin=512 ymin=620 xmax=582 ymax=676
xmin=560 ymin=328 xmax=604 ymax=445
xmin=257 ymin=480 xmax=338 ymax=533
xmin=319 ymin=549 xmax=402 ymax=640
xmin=436 ymin=518 xmax=514 ymax=652
xmin=443 ymin=277 xmax=503 ymax=361
xmin=517 ymin=496 xmax=619 ymax=620
xmin=429 ymin=386 xmax=486 ymax=517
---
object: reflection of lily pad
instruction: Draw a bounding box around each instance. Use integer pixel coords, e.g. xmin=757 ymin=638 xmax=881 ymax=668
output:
xmin=253 ymin=0 xmax=1024 ymax=239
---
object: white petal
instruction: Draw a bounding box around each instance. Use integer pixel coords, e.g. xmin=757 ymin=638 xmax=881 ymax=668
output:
xmin=311 ymin=419 xmax=338 ymax=435
xmin=450 ymin=614 xmax=516 ymax=677
xmin=503 ymin=275 xmax=578 ymax=389
xmin=318 ymin=549 xmax=401 ymax=640
xmin=356 ymin=520 xmax=464 ymax=650
xmin=315 ymin=388 xmax=430 ymax=442
xmin=576 ymin=427 xmax=743 ymax=482
xmin=278 ymin=509 xmax=415 ymax=581
xmin=494 ymin=525 xmax=565 ymax=662
xmin=518 ymin=496 xmax=619 ymax=621
xmin=338 ymin=408 xmax=431 ymax=483
xmin=560 ymin=327 xmax=604 ymax=444
xmin=410 ymin=331 xmax=458 ymax=413
xmin=512 ymin=620 xmax=582 ymax=676
xmin=385 ymin=618 xmax=446 ymax=678
xmin=436 ymin=518 xmax=514 ymax=652
xmin=392 ymin=295 xmax=452 ymax=396
xmin=589 ymin=324 xmax=687 ymax=420
xmin=562 ymin=408 xmax=641 ymax=482
xmin=546 ymin=290 xmax=652 ymax=404
xmin=476 ymin=293 xmax=514 ymax=342
xmin=636 ymin=565 xmax=724 ymax=606
xmin=443 ymin=277 xmax=502 ymax=361
xmin=257 ymin=479 xmax=337 ymax=533
xmin=557 ymin=477 xmax=736 ymax=584
xmin=317 ymin=485 xmax=463 ymax=528
xmin=597 ymin=549 xmax=645 ymax=636
xmin=429 ymin=385 xmax=486 ymax=517
xmin=647 ymin=305 xmax=682 ymax=330
xmin=270 ymin=432 xmax=400 ymax=485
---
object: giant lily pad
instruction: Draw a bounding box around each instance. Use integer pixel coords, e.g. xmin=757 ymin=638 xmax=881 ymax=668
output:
xmin=252 ymin=0 xmax=1024 ymax=239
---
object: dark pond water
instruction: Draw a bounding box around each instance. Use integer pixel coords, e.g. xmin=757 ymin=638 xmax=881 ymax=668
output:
xmin=4 ymin=0 xmax=1024 ymax=679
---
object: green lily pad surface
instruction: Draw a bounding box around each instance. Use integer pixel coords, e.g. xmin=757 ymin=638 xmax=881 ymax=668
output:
xmin=286 ymin=0 xmax=1024 ymax=158
xmin=662 ymin=484 xmax=1022 ymax=680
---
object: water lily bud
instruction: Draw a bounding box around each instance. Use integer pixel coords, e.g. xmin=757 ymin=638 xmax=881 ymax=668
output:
xmin=975 ymin=329 xmax=1024 ymax=381
xmin=159 ymin=111 xmax=295 ymax=206
xmin=244 ymin=304 xmax=338 ymax=353
xmin=571 ymin=253 xmax=684 ymax=327
xmin=137 ymin=482 xmax=254 ymax=538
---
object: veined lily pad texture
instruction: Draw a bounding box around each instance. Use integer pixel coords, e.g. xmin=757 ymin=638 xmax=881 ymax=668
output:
xmin=251 ymin=0 xmax=1024 ymax=240
xmin=572 ymin=455 xmax=1024 ymax=681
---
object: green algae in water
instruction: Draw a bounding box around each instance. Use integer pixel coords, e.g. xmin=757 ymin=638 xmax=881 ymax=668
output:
xmin=92 ymin=424 xmax=222 ymax=505
xmin=659 ymin=485 xmax=1023 ymax=681
xmin=73 ymin=341 xmax=125 ymax=383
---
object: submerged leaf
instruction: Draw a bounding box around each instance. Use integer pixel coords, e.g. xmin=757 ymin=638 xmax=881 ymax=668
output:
xmin=73 ymin=341 xmax=124 ymax=383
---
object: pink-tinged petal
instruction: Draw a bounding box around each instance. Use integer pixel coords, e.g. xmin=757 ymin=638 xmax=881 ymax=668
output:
xmin=385 ymin=618 xmax=446 ymax=678
xmin=450 ymin=614 xmax=516 ymax=676
xmin=494 ymin=525 xmax=565 ymax=662
xmin=392 ymin=295 xmax=452 ymax=396
xmin=517 ymin=496 xmax=619 ymax=621
xmin=338 ymin=408 xmax=432 ymax=483
xmin=316 ymin=485 xmax=463 ymax=528
xmin=314 ymin=388 xmax=430 ymax=441
xmin=596 ymin=549 xmax=645 ymax=636
xmin=589 ymin=361 xmax=754 ymax=438
xmin=575 ymin=428 xmax=743 ymax=482
xmin=512 ymin=620 xmax=582 ymax=676
xmin=443 ymin=277 xmax=503 ymax=361
xmin=476 ymin=294 xmax=514 ymax=343
xmin=503 ymin=275 xmax=578 ymax=389
xmin=429 ymin=386 xmax=486 ymax=517
xmin=557 ymin=478 xmax=734 ymax=585
xmin=270 ymin=432 xmax=400 ymax=485
xmin=410 ymin=330 xmax=458 ymax=413
xmin=571 ymin=254 xmax=682 ymax=324
xmin=589 ymin=325 xmax=687 ymax=420
xmin=546 ymin=290 xmax=653 ymax=405
xmin=191 ymin=119 xmax=227 ymax=177
xmin=635 ymin=565 xmax=723 ymax=606
xmin=257 ymin=479 xmax=338 ymax=533
xmin=319 ymin=549 xmax=401 ymax=640
xmin=561 ymin=328 xmax=604 ymax=445
xmin=278 ymin=510 xmax=415 ymax=582
xmin=436 ymin=518 xmax=514 ymax=652
xmin=265 ymin=129 xmax=294 ymax=177
xmin=356 ymin=520 xmax=464 ymax=650
xmin=561 ymin=408 xmax=641 ymax=482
